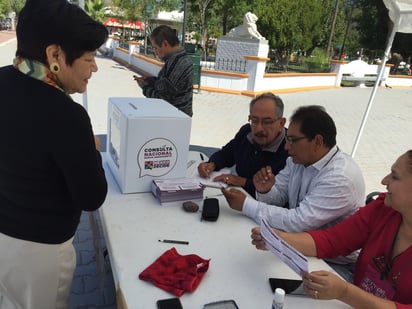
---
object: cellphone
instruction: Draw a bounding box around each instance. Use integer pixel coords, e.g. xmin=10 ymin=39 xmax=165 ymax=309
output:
xmin=204 ymin=299 xmax=239 ymax=309
xmin=156 ymin=297 xmax=183 ymax=309
xmin=268 ymin=278 xmax=304 ymax=295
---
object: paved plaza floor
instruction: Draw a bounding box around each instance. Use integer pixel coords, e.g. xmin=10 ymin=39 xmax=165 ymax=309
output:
xmin=1 ymin=33 xmax=412 ymax=308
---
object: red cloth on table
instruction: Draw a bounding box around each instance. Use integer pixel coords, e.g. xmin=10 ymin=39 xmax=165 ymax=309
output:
xmin=138 ymin=247 xmax=210 ymax=296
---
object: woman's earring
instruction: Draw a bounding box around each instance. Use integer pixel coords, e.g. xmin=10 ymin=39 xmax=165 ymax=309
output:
xmin=50 ymin=62 xmax=60 ymax=74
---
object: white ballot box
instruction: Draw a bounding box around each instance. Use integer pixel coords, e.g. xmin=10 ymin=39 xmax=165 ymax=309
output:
xmin=106 ymin=97 xmax=191 ymax=193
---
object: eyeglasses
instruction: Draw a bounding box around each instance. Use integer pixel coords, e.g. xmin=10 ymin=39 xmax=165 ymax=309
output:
xmin=285 ymin=136 xmax=309 ymax=144
xmin=249 ymin=116 xmax=280 ymax=128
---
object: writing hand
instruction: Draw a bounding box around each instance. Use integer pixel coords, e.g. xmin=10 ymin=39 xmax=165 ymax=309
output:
xmin=197 ymin=162 xmax=216 ymax=177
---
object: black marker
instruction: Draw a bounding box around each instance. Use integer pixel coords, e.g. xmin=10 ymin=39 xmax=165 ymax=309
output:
xmin=158 ymin=239 xmax=189 ymax=245
xmin=200 ymin=153 xmax=204 ymax=161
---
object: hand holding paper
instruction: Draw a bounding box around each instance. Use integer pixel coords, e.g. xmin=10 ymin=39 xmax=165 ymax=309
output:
xmin=260 ymin=219 xmax=308 ymax=277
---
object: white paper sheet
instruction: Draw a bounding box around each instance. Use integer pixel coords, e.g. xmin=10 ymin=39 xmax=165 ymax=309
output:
xmin=260 ymin=219 xmax=308 ymax=277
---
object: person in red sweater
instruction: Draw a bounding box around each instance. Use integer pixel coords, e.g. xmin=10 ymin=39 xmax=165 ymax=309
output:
xmin=251 ymin=150 xmax=412 ymax=308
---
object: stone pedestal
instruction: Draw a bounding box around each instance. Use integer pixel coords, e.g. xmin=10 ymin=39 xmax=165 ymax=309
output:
xmin=215 ymin=36 xmax=269 ymax=72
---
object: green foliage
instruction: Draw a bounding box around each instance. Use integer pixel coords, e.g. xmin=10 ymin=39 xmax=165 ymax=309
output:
xmin=356 ymin=0 xmax=388 ymax=52
xmin=0 ymin=0 xmax=11 ymax=18
xmin=110 ymin=0 xmax=143 ymax=21
xmin=8 ymin=0 xmax=25 ymax=15
xmin=105 ymin=0 xmax=411 ymax=60
xmin=253 ymin=0 xmax=333 ymax=56
xmin=111 ymin=0 xmax=182 ymax=22
xmin=302 ymin=48 xmax=330 ymax=69
xmin=211 ymin=0 xmax=251 ymax=34
xmin=85 ymin=0 xmax=106 ymax=22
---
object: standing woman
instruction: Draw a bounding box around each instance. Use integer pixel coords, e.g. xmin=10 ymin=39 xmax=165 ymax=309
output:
xmin=0 ymin=0 xmax=108 ymax=308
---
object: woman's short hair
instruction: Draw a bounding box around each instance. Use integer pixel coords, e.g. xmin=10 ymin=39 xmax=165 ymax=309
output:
xmin=290 ymin=105 xmax=337 ymax=148
xmin=150 ymin=25 xmax=179 ymax=47
xmin=16 ymin=0 xmax=108 ymax=66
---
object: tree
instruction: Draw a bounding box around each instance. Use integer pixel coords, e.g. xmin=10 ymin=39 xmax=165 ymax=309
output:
xmin=186 ymin=0 xmax=215 ymax=58
xmin=8 ymin=0 xmax=25 ymax=15
xmin=0 ymin=0 xmax=11 ymax=18
xmin=253 ymin=0 xmax=331 ymax=56
xmin=85 ymin=0 xmax=106 ymax=22
xmin=354 ymin=0 xmax=389 ymax=60
xmin=212 ymin=0 xmax=250 ymax=35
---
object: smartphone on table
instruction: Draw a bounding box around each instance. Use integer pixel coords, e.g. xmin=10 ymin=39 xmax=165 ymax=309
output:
xmin=269 ymin=278 xmax=305 ymax=295
xmin=156 ymin=297 xmax=183 ymax=309
xmin=204 ymin=299 xmax=239 ymax=309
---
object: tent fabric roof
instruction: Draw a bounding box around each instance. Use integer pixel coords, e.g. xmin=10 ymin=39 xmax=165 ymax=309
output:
xmin=383 ymin=0 xmax=412 ymax=33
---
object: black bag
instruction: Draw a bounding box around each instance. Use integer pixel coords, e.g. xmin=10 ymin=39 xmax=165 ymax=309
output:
xmin=202 ymin=198 xmax=219 ymax=221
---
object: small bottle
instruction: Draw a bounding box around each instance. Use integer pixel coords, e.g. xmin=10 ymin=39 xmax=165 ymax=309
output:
xmin=272 ymin=288 xmax=285 ymax=309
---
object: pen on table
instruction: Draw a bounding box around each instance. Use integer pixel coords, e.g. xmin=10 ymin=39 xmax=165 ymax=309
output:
xmin=158 ymin=239 xmax=189 ymax=245
xmin=200 ymin=153 xmax=204 ymax=161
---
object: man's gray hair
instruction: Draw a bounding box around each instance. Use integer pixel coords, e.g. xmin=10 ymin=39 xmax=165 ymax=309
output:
xmin=249 ymin=92 xmax=284 ymax=118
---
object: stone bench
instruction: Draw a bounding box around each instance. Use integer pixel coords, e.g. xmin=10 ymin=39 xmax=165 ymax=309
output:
xmin=341 ymin=74 xmax=386 ymax=87
xmin=339 ymin=60 xmax=386 ymax=88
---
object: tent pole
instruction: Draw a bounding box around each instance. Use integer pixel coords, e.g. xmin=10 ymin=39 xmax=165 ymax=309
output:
xmin=350 ymin=25 xmax=397 ymax=158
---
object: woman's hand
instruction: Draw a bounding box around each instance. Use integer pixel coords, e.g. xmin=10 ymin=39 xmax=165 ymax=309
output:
xmin=250 ymin=227 xmax=268 ymax=250
xmin=302 ymin=270 xmax=349 ymax=300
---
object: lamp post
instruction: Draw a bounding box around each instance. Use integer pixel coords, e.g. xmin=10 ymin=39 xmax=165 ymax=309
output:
xmin=339 ymin=0 xmax=355 ymax=60
xmin=181 ymin=0 xmax=188 ymax=48
xmin=327 ymin=0 xmax=340 ymax=60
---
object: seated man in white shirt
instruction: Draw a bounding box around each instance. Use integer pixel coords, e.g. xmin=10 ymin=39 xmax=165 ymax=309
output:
xmin=222 ymin=105 xmax=365 ymax=281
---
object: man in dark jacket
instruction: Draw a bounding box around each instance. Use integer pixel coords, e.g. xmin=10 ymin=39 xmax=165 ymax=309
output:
xmin=197 ymin=92 xmax=288 ymax=197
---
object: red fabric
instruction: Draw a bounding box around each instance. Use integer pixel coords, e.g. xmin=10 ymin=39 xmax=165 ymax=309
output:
xmin=309 ymin=193 xmax=412 ymax=307
xmin=138 ymin=247 xmax=210 ymax=296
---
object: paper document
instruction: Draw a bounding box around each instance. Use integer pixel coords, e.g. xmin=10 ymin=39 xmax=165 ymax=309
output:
xmin=260 ymin=219 xmax=308 ymax=277
xmin=193 ymin=169 xmax=231 ymax=189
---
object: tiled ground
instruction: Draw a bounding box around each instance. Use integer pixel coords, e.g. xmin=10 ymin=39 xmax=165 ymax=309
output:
xmin=70 ymin=212 xmax=116 ymax=309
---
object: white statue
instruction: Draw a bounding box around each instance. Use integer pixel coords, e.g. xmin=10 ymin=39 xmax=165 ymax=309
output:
xmin=227 ymin=12 xmax=265 ymax=40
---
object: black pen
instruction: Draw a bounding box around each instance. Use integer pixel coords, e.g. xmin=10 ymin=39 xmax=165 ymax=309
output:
xmin=200 ymin=153 xmax=204 ymax=161
xmin=158 ymin=239 xmax=189 ymax=245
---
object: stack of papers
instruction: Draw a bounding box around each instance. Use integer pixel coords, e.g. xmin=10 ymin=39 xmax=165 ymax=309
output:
xmin=151 ymin=178 xmax=205 ymax=204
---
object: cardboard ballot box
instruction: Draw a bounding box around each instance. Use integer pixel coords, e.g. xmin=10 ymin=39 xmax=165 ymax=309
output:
xmin=106 ymin=97 xmax=191 ymax=193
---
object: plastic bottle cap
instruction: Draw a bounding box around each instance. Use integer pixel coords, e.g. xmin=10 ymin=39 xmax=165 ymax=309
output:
xmin=274 ymin=288 xmax=285 ymax=303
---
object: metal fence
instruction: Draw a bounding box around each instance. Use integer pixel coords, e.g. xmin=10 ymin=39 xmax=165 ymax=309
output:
xmin=265 ymin=60 xmax=331 ymax=73
xmin=201 ymin=58 xmax=247 ymax=73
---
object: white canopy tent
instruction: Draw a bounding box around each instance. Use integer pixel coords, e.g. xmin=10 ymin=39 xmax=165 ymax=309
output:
xmin=351 ymin=0 xmax=412 ymax=157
